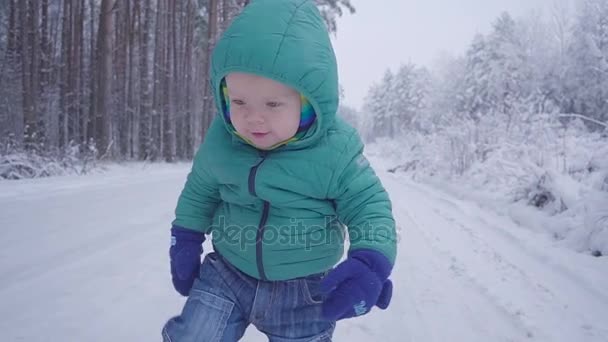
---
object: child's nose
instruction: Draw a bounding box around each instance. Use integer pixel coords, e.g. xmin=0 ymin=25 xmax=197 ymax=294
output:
xmin=245 ymin=109 xmax=265 ymax=125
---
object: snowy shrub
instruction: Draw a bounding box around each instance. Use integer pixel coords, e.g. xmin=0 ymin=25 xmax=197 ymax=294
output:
xmin=0 ymin=139 xmax=99 ymax=180
xmin=583 ymin=191 xmax=608 ymax=257
xmin=586 ymin=143 xmax=608 ymax=192
xmin=368 ymin=113 xmax=608 ymax=256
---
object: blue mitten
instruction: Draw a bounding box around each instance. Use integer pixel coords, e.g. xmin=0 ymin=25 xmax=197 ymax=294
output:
xmin=170 ymin=226 xmax=205 ymax=296
xmin=320 ymin=249 xmax=393 ymax=321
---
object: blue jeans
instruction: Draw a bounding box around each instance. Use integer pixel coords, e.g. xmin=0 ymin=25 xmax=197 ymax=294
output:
xmin=162 ymin=252 xmax=336 ymax=341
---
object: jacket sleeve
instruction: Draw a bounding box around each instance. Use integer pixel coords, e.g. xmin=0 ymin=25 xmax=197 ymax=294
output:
xmin=171 ymin=140 xmax=221 ymax=234
xmin=328 ymin=132 xmax=397 ymax=265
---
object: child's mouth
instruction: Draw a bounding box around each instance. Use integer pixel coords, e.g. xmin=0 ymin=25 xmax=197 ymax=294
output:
xmin=251 ymin=132 xmax=269 ymax=138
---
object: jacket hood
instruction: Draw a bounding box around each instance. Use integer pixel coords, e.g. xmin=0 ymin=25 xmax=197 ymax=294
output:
xmin=210 ymin=0 xmax=339 ymax=150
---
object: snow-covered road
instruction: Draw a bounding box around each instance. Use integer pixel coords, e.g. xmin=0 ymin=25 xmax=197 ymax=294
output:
xmin=1 ymin=162 xmax=607 ymax=341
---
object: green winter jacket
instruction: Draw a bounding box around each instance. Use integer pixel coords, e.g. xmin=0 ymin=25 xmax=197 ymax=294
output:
xmin=172 ymin=0 xmax=397 ymax=281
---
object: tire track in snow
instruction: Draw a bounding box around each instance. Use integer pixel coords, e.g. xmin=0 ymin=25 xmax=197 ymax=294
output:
xmin=405 ymin=178 xmax=608 ymax=304
xmin=385 ymin=173 xmax=608 ymax=342
xmin=390 ymin=185 xmax=535 ymax=342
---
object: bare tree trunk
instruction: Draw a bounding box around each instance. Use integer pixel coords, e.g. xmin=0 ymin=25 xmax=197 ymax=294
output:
xmin=139 ymin=0 xmax=152 ymax=160
xmin=72 ymin=0 xmax=84 ymax=146
xmin=114 ymin=0 xmax=128 ymax=158
xmin=128 ymin=0 xmax=138 ymax=159
xmin=153 ymin=0 xmax=166 ymax=161
xmin=40 ymin=0 xmax=49 ymax=88
xmin=163 ymin=0 xmax=176 ymax=162
xmin=184 ymin=0 xmax=195 ymax=157
xmin=3 ymin=0 xmax=24 ymax=145
xmin=59 ymin=0 xmax=70 ymax=148
xmin=21 ymin=0 xmax=36 ymax=147
xmin=30 ymin=0 xmax=40 ymax=143
xmin=7 ymin=0 xmax=17 ymax=55
xmin=95 ymin=0 xmax=114 ymax=156
xmin=87 ymin=0 xmax=96 ymax=146
xmin=46 ymin=0 xmax=61 ymax=149
xmin=201 ymin=0 xmax=218 ymax=137
xmin=174 ymin=0 xmax=185 ymax=159
xmin=77 ymin=0 xmax=86 ymax=146
xmin=39 ymin=0 xmax=51 ymax=147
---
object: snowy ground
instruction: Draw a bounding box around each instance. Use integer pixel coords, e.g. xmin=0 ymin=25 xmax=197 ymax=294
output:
xmin=1 ymin=160 xmax=607 ymax=342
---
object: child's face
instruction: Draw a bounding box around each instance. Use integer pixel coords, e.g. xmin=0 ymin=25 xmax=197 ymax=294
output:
xmin=225 ymin=72 xmax=301 ymax=149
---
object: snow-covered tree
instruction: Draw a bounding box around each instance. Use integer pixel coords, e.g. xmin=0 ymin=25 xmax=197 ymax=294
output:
xmin=565 ymin=0 xmax=608 ymax=126
xmin=362 ymin=64 xmax=432 ymax=140
xmin=424 ymin=54 xmax=468 ymax=131
xmin=392 ymin=63 xmax=431 ymax=134
xmin=362 ymin=69 xmax=395 ymax=140
xmin=486 ymin=12 xmax=529 ymax=129
xmin=314 ymin=0 xmax=355 ymax=34
xmin=519 ymin=12 xmax=560 ymax=114
xmin=460 ymin=34 xmax=492 ymax=122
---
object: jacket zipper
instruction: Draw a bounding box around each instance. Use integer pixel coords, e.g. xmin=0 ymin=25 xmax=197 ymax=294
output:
xmin=248 ymin=151 xmax=269 ymax=280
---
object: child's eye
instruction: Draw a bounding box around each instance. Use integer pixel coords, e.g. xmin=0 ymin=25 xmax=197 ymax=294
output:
xmin=266 ymin=101 xmax=282 ymax=108
xmin=231 ymin=99 xmax=245 ymax=106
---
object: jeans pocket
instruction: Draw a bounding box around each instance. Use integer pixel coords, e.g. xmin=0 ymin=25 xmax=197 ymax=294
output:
xmin=300 ymin=275 xmax=326 ymax=306
xmin=163 ymin=288 xmax=234 ymax=342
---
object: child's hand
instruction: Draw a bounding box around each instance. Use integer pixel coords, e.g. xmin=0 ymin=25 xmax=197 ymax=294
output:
xmin=320 ymin=249 xmax=393 ymax=321
xmin=170 ymin=226 xmax=205 ymax=296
